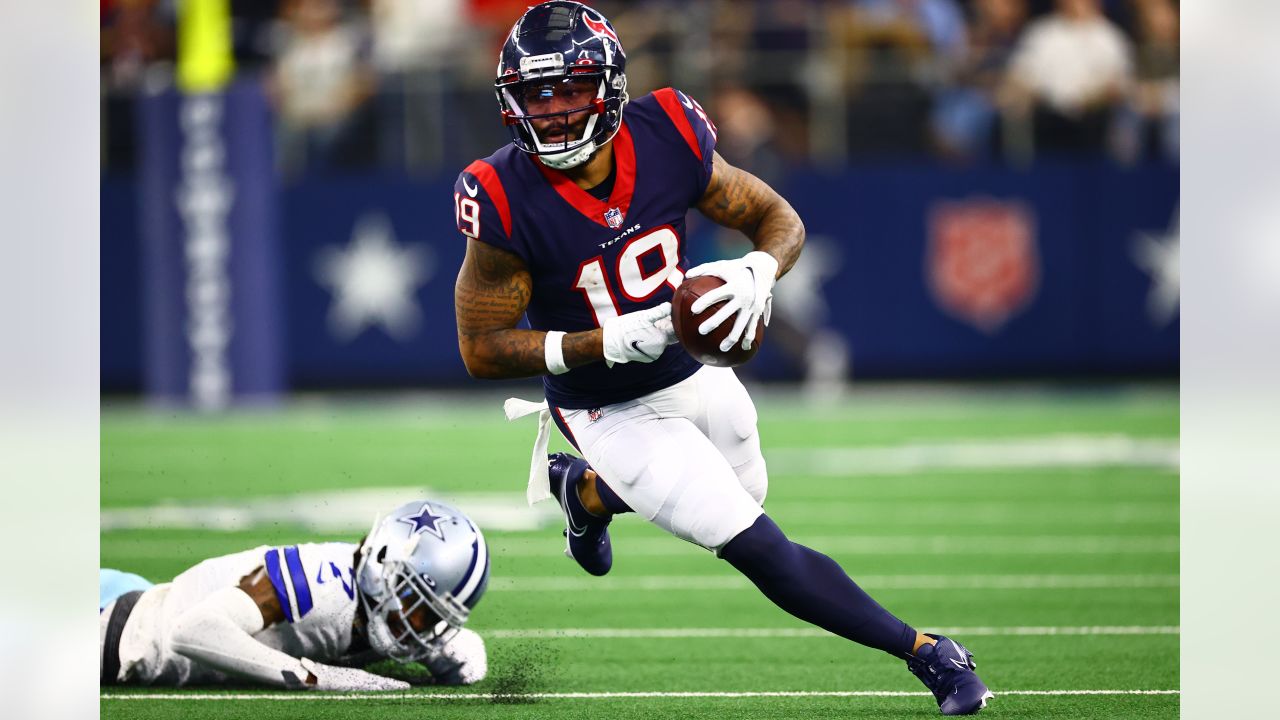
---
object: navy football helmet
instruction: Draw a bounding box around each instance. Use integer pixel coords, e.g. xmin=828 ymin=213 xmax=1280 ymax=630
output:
xmin=495 ymin=1 xmax=628 ymax=169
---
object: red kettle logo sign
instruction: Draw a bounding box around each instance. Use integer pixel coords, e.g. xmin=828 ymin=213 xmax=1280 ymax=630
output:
xmin=926 ymin=198 xmax=1039 ymax=334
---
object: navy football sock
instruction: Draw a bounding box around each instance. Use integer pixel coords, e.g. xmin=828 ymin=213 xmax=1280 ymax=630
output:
xmin=594 ymin=477 xmax=632 ymax=514
xmin=720 ymin=514 xmax=917 ymax=658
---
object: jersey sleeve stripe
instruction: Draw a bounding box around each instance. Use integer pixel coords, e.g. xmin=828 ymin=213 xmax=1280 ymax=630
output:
xmin=283 ymin=546 xmax=314 ymax=619
xmin=263 ymin=548 xmax=295 ymax=623
xmin=464 ymin=160 xmax=513 ymax=238
xmin=653 ymin=87 xmax=704 ymax=163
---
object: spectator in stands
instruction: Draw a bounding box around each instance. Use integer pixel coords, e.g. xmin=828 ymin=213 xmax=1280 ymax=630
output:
xmin=1001 ymin=0 xmax=1134 ymax=155
xmin=101 ymin=0 xmax=173 ymax=90
xmin=836 ymin=0 xmax=967 ymax=156
xmin=1113 ymin=0 xmax=1178 ymax=162
xmin=101 ymin=0 xmax=174 ymax=169
xmin=931 ymin=0 xmax=1028 ymax=160
xmin=229 ymin=0 xmax=284 ymax=70
xmin=363 ymin=0 xmax=471 ymax=169
xmin=267 ymin=0 xmax=377 ymax=176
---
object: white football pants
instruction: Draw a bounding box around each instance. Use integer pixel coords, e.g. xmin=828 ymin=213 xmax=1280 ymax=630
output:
xmin=554 ymin=366 xmax=768 ymax=553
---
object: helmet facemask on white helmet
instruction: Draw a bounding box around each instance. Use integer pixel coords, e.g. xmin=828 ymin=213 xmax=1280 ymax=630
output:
xmin=353 ymin=503 xmax=489 ymax=663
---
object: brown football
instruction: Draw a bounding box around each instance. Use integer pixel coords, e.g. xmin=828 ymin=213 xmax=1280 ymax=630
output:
xmin=671 ymin=275 xmax=764 ymax=368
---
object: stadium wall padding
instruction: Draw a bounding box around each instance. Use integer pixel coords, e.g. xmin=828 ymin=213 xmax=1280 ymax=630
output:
xmin=101 ymin=161 xmax=1178 ymax=391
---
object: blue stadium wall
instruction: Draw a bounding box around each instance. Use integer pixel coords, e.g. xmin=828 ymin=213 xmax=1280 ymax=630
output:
xmin=102 ymin=161 xmax=1178 ymax=391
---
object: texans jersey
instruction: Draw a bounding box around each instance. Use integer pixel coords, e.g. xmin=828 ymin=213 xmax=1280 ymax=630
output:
xmin=455 ymin=87 xmax=720 ymax=409
xmin=115 ymin=543 xmax=358 ymax=685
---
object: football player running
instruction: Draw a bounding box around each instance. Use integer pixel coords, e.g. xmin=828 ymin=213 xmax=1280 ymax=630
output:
xmin=99 ymin=500 xmax=489 ymax=690
xmin=453 ymin=2 xmax=992 ymax=714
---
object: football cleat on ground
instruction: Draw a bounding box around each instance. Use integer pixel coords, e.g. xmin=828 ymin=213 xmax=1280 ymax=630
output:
xmin=906 ymin=634 xmax=995 ymax=715
xmin=548 ymin=453 xmax=613 ymax=577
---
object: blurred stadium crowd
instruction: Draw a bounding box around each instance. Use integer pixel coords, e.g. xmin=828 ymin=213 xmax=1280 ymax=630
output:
xmin=101 ymin=0 xmax=1178 ymax=177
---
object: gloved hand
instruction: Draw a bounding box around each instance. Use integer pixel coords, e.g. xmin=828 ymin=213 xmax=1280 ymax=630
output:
xmin=686 ymin=250 xmax=779 ymax=351
xmin=298 ymin=657 xmax=411 ymax=691
xmin=602 ymin=302 xmax=678 ymax=366
xmin=424 ymin=628 xmax=487 ymax=686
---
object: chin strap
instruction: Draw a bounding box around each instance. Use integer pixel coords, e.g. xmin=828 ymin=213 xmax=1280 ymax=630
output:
xmin=539 ymin=140 xmax=598 ymax=169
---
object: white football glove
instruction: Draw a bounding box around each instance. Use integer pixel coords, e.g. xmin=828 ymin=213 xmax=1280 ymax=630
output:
xmin=297 ymin=658 xmax=411 ymax=692
xmin=602 ymin=302 xmax=678 ymax=366
xmin=686 ymin=251 xmax=779 ymax=351
xmin=424 ymin=628 xmax=487 ymax=686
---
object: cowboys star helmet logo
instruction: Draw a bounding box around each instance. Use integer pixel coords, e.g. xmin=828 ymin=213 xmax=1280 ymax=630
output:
xmin=399 ymin=502 xmax=448 ymax=541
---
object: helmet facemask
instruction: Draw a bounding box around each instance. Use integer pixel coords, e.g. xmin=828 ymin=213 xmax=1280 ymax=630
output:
xmin=498 ymin=62 xmax=627 ymax=170
xmin=355 ymin=527 xmax=469 ymax=663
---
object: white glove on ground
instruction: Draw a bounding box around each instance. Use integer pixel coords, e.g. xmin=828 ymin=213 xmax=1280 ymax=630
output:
xmin=686 ymin=250 xmax=779 ymax=351
xmin=298 ymin=658 xmax=411 ymax=692
xmin=424 ymin=628 xmax=488 ymax=685
xmin=602 ymin=302 xmax=678 ymax=365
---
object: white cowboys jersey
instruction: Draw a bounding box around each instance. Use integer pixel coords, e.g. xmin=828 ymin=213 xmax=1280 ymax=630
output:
xmin=116 ymin=542 xmax=359 ymax=686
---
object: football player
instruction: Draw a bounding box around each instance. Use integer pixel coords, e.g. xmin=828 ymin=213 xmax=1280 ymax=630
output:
xmin=99 ymin=500 xmax=489 ymax=690
xmin=452 ymin=2 xmax=992 ymax=714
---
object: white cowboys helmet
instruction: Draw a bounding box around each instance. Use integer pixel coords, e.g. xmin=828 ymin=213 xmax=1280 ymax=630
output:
xmin=354 ymin=500 xmax=490 ymax=662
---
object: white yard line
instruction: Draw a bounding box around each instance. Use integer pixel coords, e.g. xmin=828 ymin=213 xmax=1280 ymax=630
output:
xmin=487 ymin=574 xmax=1179 ymax=592
xmin=484 ymin=625 xmax=1179 ymax=639
xmin=767 ymin=434 xmax=1178 ymax=475
xmin=100 ymin=434 xmax=1176 ymax=533
xmin=102 ymin=688 xmax=1180 ymax=701
xmin=102 ymin=534 xmax=1179 ymax=559
xmin=496 ymin=534 xmax=1179 ymax=556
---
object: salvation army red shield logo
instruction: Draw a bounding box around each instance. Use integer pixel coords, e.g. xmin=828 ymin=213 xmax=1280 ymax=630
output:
xmin=926 ymin=199 xmax=1039 ymax=334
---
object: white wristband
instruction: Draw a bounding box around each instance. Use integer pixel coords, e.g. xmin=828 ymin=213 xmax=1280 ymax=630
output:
xmin=544 ymin=331 xmax=569 ymax=375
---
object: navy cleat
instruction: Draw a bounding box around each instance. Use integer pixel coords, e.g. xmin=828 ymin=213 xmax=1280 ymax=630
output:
xmin=547 ymin=453 xmax=613 ymax=577
xmin=907 ymin=635 xmax=995 ymax=715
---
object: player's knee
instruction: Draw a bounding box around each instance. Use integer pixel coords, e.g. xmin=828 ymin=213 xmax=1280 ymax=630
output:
xmin=719 ymin=513 xmax=792 ymax=567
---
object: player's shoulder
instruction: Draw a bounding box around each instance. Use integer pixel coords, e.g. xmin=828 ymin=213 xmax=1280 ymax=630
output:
xmin=261 ymin=542 xmax=358 ymax=624
xmin=456 ymin=143 xmax=525 ymax=191
xmin=626 ymin=87 xmax=695 ymax=126
xmin=625 ymin=87 xmax=718 ymax=161
xmin=455 ymin=144 xmax=526 ymax=239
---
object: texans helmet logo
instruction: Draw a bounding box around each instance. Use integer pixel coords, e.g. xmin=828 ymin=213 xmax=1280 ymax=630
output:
xmin=583 ymin=12 xmax=620 ymax=45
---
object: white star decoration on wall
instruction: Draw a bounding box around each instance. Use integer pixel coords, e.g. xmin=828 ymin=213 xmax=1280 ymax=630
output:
xmin=314 ymin=211 xmax=434 ymax=342
xmin=1132 ymin=209 xmax=1180 ymax=329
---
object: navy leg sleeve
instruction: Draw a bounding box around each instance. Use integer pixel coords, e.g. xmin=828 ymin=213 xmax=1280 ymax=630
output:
xmin=720 ymin=514 xmax=917 ymax=658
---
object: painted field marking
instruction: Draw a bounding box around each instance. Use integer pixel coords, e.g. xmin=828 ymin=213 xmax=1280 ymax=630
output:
xmin=482 ymin=625 xmax=1180 ymax=639
xmin=767 ymin=434 xmax=1178 ymax=475
xmin=101 ymin=534 xmax=1180 ymax=559
xmin=496 ymin=534 xmax=1179 ymax=556
xmin=100 ymin=434 xmax=1176 ymax=534
xmin=101 ymin=688 xmax=1181 ymax=701
xmin=487 ymin=574 xmax=1180 ymax=592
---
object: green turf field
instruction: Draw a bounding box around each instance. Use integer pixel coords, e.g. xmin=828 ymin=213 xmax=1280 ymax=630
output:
xmin=101 ymin=384 xmax=1179 ymax=718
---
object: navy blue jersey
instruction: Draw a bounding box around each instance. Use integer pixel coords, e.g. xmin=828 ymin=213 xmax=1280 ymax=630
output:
xmin=455 ymin=88 xmax=720 ymax=409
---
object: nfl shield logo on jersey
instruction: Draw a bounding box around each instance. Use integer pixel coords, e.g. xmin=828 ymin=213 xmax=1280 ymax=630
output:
xmin=604 ymin=207 xmax=624 ymax=229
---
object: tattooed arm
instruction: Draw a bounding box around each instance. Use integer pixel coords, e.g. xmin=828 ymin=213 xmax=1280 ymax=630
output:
xmin=454 ymin=238 xmax=604 ymax=379
xmin=695 ymin=151 xmax=805 ymax=279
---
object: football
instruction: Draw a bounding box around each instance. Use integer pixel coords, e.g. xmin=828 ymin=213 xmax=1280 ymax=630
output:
xmin=671 ymin=275 xmax=764 ymax=368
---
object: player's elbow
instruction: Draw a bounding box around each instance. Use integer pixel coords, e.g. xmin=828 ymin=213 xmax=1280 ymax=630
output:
xmin=458 ymin=336 xmax=502 ymax=380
